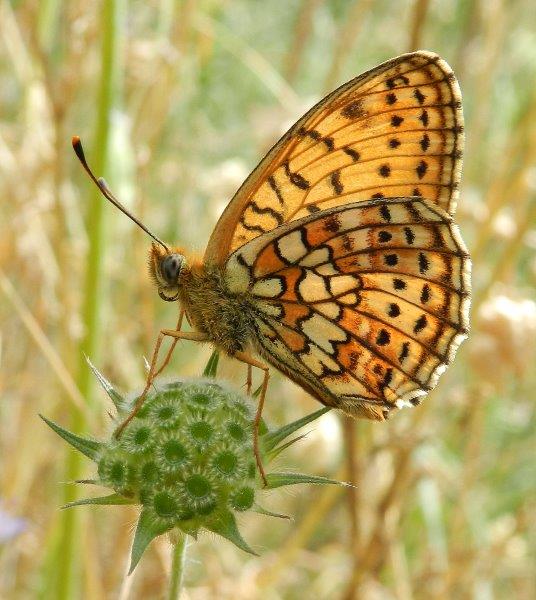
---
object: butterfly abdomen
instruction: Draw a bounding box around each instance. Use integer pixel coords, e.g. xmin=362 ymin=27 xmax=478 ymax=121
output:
xmin=180 ymin=264 xmax=255 ymax=356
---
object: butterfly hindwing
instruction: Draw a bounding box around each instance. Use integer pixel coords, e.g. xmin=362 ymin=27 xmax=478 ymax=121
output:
xmin=205 ymin=51 xmax=463 ymax=265
xmin=225 ymin=197 xmax=471 ymax=418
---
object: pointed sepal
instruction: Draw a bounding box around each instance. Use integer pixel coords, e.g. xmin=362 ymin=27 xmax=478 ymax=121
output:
xmin=206 ymin=510 xmax=258 ymax=556
xmin=129 ymin=509 xmax=170 ymax=574
xmin=40 ymin=415 xmax=102 ymax=461
xmin=265 ymin=471 xmax=348 ymax=489
xmin=203 ymin=350 xmax=220 ymax=377
xmin=261 ymin=407 xmax=330 ymax=454
xmin=252 ymin=503 xmax=291 ymax=520
xmin=266 ymin=433 xmax=309 ymax=461
xmin=62 ymin=493 xmax=136 ymax=509
xmin=86 ymin=356 xmax=127 ymax=414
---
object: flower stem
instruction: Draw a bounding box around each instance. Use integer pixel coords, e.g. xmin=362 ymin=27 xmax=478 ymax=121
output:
xmin=167 ymin=533 xmax=188 ymax=600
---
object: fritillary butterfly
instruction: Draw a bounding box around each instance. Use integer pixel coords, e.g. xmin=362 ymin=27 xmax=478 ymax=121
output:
xmin=73 ymin=51 xmax=471 ymax=480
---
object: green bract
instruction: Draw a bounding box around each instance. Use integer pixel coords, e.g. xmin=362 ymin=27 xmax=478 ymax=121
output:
xmin=42 ymin=354 xmax=345 ymax=573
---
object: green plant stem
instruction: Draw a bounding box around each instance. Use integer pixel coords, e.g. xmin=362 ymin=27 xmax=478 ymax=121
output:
xmin=37 ymin=0 xmax=61 ymax=55
xmin=55 ymin=2 xmax=123 ymax=598
xmin=167 ymin=534 xmax=188 ymax=600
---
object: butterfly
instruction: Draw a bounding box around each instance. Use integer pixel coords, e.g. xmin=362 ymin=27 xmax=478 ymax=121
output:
xmin=73 ymin=51 xmax=471 ymax=481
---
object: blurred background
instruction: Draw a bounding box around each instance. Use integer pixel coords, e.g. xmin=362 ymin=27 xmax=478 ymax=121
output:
xmin=1 ymin=1 xmax=535 ymax=598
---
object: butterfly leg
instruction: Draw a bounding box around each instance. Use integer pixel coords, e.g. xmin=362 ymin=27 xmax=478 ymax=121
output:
xmin=114 ymin=329 xmax=209 ymax=438
xmin=153 ymin=310 xmax=185 ymax=379
xmin=233 ymin=351 xmax=270 ymax=487
xmin=245 ymin=364 xmax=252 ymax=395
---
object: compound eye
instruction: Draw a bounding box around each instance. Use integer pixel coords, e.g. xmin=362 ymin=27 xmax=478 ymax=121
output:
xmin=161 ymin=254 xmax=182 ymax=284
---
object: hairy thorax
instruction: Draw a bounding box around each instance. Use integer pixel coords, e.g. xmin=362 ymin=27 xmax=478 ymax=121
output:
xmin=178 ymin=263 xmax=255 ymax=355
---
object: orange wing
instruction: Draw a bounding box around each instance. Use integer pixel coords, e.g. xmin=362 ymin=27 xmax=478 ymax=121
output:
xmin=224 ymin=198 xmax=471 ymax=420
xmin=205 ymin=51 xmax=463 ymax=265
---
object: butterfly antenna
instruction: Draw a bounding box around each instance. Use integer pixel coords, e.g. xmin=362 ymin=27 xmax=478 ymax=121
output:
xmin=71 ymin=136 xmax=170 ymax=253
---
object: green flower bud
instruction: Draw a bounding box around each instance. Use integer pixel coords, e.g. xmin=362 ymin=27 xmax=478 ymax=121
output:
xmin=122 ymin=422 xmax=154 ymax=454
xmin=230 ymin=486 xmax=255 ymax=512
xmin=150 ymin=395 xmax=182 ymax=429
xmin=156 ymin=435 xmax=190 ymax=473
xmin=225 ymin=420 xmax=248 ymax=444
xmin=98 ymin=454 xmax=135 ymax=494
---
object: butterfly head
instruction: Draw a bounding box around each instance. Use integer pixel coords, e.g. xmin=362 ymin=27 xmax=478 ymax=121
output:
xmin=149 ymin=243 xmax=187 ymax=302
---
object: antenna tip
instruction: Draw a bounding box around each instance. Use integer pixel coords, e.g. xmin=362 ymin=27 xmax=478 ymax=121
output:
xmin=71 ymin=136 xmax=86 ymax=162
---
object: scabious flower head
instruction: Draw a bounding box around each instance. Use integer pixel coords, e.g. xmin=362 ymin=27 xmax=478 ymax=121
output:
xmin=42 ymin=357 xmax=342 ymax=572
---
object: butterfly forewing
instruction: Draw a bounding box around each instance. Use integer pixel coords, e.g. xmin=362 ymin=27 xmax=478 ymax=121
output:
xmin=205 ymin=51 xmax=463 ymax=265
xmin=225 ymin=198 xmax=470 ymax=418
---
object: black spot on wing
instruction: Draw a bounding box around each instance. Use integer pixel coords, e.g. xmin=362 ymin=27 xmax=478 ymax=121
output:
xmin=341 ymin=99 xmax=365 ymax=119
xmin=297 ymin=126 xmax=319 ymax=140
xmin=413 ymin=88 xmax=426 ymax=104
xmin=420 ymin=133 xmax=430 ymax=152
xmin=249 ymin=201 xmax=284 ymax=225
xmin=330 ymin=171 xmax=344 ymax=195
xmin=297 ymin=127 xmax=335 ymax=151
xmin=418 ymin=252 xmax=430 ymax=274
xmin=240 ymin=216 xmax=268 ymax=235
xmin=398 ymin=342 xmax=410 ymax=363
xmin=418 ymin=109 xmax=429 ymax=127
xmin=384 ymin=254 xmax=398 ymax=266
xmin=376 ymin=329 xmax=390 ymax=346
xmin=379 ymin=164 xmax=391 ymax=178
xmin=323 ymin=136 xmax=335 ymax=151
xmin=404 ymin=227 xmax=415 ymax=245
xmin=323 ymin=214 xmax=341 ymax=233
xmin=385 ymin=74 xmax=409 ymax=89
xmin=343 ymin=147 xmax=360 ymax=162
xmin=348 ymin=351 xmax=360 ymax=370
xmin=378 ymin=231 xmax=392 ymax=243
xmin=379 ymin=368 xmax=394 ymax=395
xmin=416 ymin=160 xmax=428 ymax=179
xmin=268 ymin=175 xmax=285 ymax=207
xmin=341 ymin=234 xmax=354 ymax=252
xmin=388 ymin=303 xmax=400 ymax=317
xmin=431 ymin=225 xmax=446 ymax=248
xmin=413 ymin=314 xmax=427 ymax=333
xmin=420 ymin=284 xmax=431 ymax=304
xmin=406 ymin=203 xmax=423 ymax=222
xmin=283 ymin=161 xmax=310 ymax=190
xmin=379 ymin=203 xmax=392 ymax=222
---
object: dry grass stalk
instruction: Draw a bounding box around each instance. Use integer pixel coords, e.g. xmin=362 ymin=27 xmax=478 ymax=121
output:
xmin=407 ymin=0 xmax=430 ymax=52
xmin=283 ymin=0 xmax=323 ymax=85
